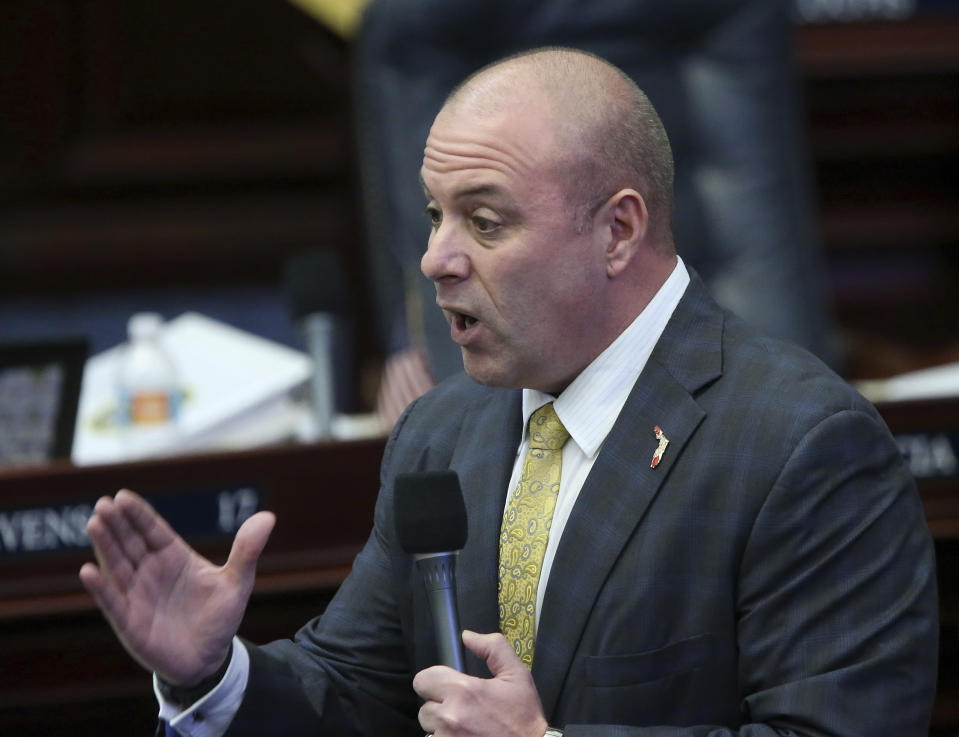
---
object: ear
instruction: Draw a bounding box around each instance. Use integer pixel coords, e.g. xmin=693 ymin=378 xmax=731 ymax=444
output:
xmin=604 ymin=189 xmax=648 ymax=278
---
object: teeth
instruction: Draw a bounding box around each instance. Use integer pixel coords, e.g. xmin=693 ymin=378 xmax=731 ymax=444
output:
xmin=464 ymin=316 xmax=476 ymax=328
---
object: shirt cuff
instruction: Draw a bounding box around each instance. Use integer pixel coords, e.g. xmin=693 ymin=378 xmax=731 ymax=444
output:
xmin=154 ymin=636 xmax=249 ymax=737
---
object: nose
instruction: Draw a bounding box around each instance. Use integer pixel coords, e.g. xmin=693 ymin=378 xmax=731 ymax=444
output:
xmin=420 ymin=221 xmax=469 ymax=283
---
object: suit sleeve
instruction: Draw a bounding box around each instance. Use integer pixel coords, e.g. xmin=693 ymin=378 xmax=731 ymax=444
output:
xmin=564 ymin=408 xmax=938 ymax=737
xmin=222 ymin=403 xmax=425 ymax=737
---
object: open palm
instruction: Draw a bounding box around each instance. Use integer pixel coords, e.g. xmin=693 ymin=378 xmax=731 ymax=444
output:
xmin=80 ymin=489 xmax=275 ymax=685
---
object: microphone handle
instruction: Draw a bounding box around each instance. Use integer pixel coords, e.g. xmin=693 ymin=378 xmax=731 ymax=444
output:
xmin=415 ymin=552 xmax=467 ymax=672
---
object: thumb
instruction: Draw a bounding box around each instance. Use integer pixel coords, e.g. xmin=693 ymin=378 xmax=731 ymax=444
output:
xmin=462 ymin=630 xmax=525 ymax=677
xmin=225 ymin=511 xmax=276 ymax=580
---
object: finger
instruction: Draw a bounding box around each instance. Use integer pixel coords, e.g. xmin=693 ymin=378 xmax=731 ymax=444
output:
xmin=413 ymin=665 xmax=472 ymax=703
xmin=79 ymin=561 xmax=130 ymax=631
xmin=79 ymin=562 xmax=158 ymax=675
xmin=86 ymin=503 xmax=136 ymax=591
xmin=462 ymin=630 xmax=522 ymax=677
xmin=115 ymin=489 xmax=181 ymax=553
xmin=95 ymin=493 xmax=150 ymax=566
xmin=224 ymin=511 xmax=275 ymax=581
xmin=412 ymin=664 xmax=462 ymax=703
xmin=417 ymin=699 xmax=440 ymax=736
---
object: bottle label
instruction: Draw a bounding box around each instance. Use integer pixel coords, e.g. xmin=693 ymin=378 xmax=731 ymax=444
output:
xmin=126 ymin=391 xmax=177 ymax=425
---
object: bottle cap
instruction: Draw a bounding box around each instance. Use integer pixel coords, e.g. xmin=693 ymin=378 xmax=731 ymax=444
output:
xmin=128 ymin=312 xmax=163 ymax=340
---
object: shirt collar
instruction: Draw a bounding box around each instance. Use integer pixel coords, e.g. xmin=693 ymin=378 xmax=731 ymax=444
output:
xmin=521 ymin=257 xmax=690 ymax=458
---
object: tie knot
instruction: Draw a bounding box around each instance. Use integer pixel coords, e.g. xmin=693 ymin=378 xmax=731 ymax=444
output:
xmin=528 ymin=403 xmax=570 ymax=451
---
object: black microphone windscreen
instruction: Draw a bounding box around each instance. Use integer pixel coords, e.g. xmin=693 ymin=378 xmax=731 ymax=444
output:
xmin=283 ymin=249 xmax=350 ymax=319
xmin=394 ymin=471 xmax=468 ymax=554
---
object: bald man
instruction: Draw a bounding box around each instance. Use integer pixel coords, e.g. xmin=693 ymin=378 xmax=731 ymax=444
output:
xmin=82 ymin=49 xmax=937 ymax=737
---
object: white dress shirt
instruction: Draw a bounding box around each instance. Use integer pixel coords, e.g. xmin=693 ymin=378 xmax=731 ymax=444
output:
xmin=156 ymin=258 xmax=691 ymax=736
xmin=506 ymin=257 xmax=689 ymax=628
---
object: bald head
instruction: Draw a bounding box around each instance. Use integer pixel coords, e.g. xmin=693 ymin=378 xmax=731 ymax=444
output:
xmin=444 ymin=48 xmax=675 ymax=248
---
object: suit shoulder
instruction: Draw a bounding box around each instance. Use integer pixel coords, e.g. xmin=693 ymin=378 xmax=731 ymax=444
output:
xmin=383 ymin=373 xmax=518 ymax=470
xmin=411 ymin=373 xmax=506 ymax=416
xmin=715 ymin=313 xmax=883 ymax=430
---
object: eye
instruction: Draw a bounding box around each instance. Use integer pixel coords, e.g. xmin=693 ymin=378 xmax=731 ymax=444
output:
xmin=425 ymin=205 xmax=442 ymax=229
xmin=472 ymin=215 xmax=499 ymax=234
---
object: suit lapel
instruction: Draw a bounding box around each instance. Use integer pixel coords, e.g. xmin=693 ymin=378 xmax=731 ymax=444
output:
xmin=532 ymin=275 xmax=724 ymax=717
xmin=448 ymin=389 xmax=522 ymax=676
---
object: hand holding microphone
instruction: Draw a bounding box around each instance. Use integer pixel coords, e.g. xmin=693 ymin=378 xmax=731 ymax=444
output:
xmin=394 ymin=470 xmax=548 ymax=737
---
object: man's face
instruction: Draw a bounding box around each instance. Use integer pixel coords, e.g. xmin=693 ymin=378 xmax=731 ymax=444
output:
xmin=420 ymin=100 xmax=610 ymax=394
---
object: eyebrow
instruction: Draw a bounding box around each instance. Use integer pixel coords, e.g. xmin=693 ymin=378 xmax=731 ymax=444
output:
xmin=419 ymin=173 xmax=508 ymax=203
xmin=457 ymin=184 xmax=506 ymax=200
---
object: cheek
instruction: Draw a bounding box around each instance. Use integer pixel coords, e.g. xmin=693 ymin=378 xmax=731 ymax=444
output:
xmin=500 ymin=274 xmax=548 ymax=325
xmin=476 ymin=259 xmax=524 ymax=314
xmin=479 ymin=231 xmax=594 ymax=326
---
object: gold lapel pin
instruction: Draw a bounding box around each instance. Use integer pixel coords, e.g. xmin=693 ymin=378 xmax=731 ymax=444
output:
xmin=651 ymin=425 xmax=669 ymax=468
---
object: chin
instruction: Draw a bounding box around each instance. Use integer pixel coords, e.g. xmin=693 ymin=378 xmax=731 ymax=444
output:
xmin=462 ymin=358 xmax=521 ymax=390
xmin=467 ymin=361 xmax=572 ymax=395
xmin=464 ymin=367 xmax=509 ymax=388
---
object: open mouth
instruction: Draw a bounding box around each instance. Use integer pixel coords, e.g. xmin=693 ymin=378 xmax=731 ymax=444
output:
xmin=447 ymin=310 xmax=480 ymax=342
xmin=455 ymin=312 xmax=478 ymax=330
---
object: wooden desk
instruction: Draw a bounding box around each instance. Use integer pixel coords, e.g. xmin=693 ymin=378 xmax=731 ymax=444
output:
xmin=0 ymin=438 xmax=386 ymax=734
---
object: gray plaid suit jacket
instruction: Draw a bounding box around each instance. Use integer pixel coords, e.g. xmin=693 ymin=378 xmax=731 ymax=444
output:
xmin=228 ymin=275 xmax=938 ymax=737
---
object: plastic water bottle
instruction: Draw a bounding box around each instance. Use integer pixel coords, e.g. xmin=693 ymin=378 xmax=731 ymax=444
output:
xmin=117 ymin=313 xmax=180 ymax=459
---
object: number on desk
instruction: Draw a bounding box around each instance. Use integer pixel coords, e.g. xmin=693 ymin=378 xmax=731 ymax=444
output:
xmin=217 ymin=488 xmax=259 ymax=532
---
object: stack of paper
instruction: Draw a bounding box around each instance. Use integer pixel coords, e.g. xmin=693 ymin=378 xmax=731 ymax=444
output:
xmin=72 ymin=312 xmax=313 ymax=465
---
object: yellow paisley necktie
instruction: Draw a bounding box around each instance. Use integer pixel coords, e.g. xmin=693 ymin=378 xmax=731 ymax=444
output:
xmin=498 ymin=402 xmax=570 ymax=667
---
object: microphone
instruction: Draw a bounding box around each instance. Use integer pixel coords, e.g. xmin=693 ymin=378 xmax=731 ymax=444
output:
xmin=283 ymin=250 xmax=351 ymax=439
xmin=394 ymin=470 xmax=469 ymax=672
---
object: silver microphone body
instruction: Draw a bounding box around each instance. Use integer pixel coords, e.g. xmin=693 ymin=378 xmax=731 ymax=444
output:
xmin=414 ymin=551 xmax=467 ymax=672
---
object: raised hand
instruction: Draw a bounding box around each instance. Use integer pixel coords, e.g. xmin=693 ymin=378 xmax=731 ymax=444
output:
xmin=79 ymin=489 xmax=275 ymax=686
xmin=413 ymin=630 xmax=549 ymax=737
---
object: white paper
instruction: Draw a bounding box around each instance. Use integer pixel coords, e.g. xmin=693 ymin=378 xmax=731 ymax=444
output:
xmin=855 ymin=361 xmax=959 ymax=403
xmin=72 ymin=312 xmax=312 ymax=465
